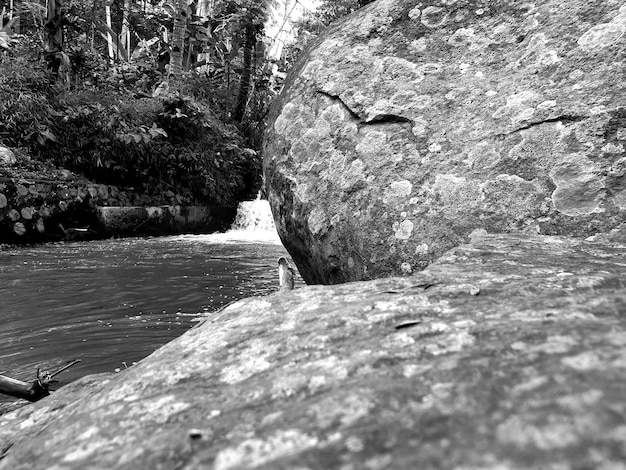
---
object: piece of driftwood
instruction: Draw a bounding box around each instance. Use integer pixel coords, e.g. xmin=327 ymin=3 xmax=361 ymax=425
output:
xmin=0 ymin=374 xmax=49 ymax=402
xmin=0 ymin=360 xmax=81 ymax=402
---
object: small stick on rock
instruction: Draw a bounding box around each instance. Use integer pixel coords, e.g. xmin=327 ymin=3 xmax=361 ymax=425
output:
xmin=278 ymin=257 xmax=295 ymax=291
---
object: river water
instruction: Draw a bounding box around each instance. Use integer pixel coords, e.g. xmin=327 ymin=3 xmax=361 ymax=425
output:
xmin=0 ymin=201 xmax=295 ymax=409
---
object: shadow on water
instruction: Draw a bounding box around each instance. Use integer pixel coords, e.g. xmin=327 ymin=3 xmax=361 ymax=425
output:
xmin=0 ymin=228 xmax=297 ymax=408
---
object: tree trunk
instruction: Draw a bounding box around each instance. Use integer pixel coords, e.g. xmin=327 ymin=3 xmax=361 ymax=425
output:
xmin=121 ymin=0 xmax=131 ymax=59
xmin=233 ymin=22 xmax=255 ymax=123
xmin=169 ymin=0 xmax=188 ymax=77
xmin=89 ymin=0 xmax=97 ymax=48
xmin=105 ymin=3 xmax=114 ymax=60
xmin=43 ymin=0 xmax=64 ymax=75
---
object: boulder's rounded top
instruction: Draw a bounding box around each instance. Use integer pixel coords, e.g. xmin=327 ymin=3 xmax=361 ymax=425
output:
xmin=264 ymin=0 xmax=626 ymax=284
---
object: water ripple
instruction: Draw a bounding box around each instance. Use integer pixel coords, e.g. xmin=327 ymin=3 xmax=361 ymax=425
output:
xmin=0 ymin=233 xmax=295 ymax=398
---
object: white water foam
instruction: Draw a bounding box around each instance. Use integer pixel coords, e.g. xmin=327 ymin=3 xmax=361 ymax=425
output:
xmin=231 ymin=198 xmax=277 ymax=233
xmin=171 ymin=198 xmax=281 ymax=245
xmin=227 ymin=197 xmax=281 ymax=243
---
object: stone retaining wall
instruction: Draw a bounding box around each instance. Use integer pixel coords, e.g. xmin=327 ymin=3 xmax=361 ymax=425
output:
xmin=0 ymin=176 xmax=236 ymax=243
xmin=96 ymin=206 xmax=237 ymax=237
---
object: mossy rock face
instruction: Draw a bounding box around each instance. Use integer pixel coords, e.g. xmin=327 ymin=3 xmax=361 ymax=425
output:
xmin=0 ymin=234 xmax=625 ymax=468
xmin=264 ymin=0 xmax=626 ymax=284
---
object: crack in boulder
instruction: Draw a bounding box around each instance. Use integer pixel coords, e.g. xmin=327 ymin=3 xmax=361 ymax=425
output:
xmin=499 ymin=114 xmax=586 ymax=137
xmin=316 ymin=90 xmax=414 ymax=128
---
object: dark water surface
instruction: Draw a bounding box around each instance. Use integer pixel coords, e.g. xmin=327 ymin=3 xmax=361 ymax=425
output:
xmin=0 ymin=231 xmax=291 ymax=400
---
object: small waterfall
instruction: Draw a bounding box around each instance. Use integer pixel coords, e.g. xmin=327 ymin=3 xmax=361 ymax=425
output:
xmin=230 ymin=197 xmax=277 ymax=234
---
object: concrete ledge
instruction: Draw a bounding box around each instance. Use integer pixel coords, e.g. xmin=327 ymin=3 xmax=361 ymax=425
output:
xmin=96 ymin=205 xmax=237 ymax=236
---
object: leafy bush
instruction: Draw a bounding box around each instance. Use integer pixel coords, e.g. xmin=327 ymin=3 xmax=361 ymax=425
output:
xmin=47 ymin=90 xmax=260 ymax=205
xmin=0 ymin=51 xmax=57 ymax=148
xmin=0 ymin=37 xmax=261 ymax=206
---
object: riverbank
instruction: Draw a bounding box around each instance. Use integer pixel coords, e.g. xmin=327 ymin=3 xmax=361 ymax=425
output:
xmin=0 ymin=149 xmax=238 ymax=243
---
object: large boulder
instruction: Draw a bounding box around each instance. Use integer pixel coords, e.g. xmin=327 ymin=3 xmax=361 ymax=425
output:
xmin=0 ymin=233 xmax=625 ymax=469
xmin=264 ymin=0 xmax=626 ymax=284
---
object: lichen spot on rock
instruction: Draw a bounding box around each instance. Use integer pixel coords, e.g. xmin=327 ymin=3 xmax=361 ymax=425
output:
xmin=383 ymin=180 xmax=413 ymax=204
xmin=220 ymin=340 xmax=277 ymax=385
xmin=467 ymin=142 xmax=502 ymax=169
xmin=341 ymin=159 xmax=367 ymax=192
xmin=62 ymin=428 xmax=104 ymax=462
xmin=409 ymin=37 xmax=429 ymax=53
xmin=415 ymin=243 xmax=429 ymax=255
xmin=356 ymin=131 xmax=390 ymax=168
xmin=394 ymin=219 xmax=414 ymax=240
xmin=448 ymin=27 xmax=479 ymax=48
xmin=344 ymin=435 xmax=365 ymax=453
xmin=431 ymin=174 xmax=484 ymax=212
xmin=428 ymin=142 xmax=442 ymax=153
xmin=511 ymin=107 xmax=536 ymax=125
xmin=561 ymin=351 xmax=603 ymax=371
xmin=308 ymin=207 xmax=329 ymax=237
xmin=537 ymin=100 xmax=557 ymax=110
xmin=408 ymin=6 xmax=421 ymax=20
xmin=214 ymin=430 xmax=319 ymax=470
xmin=274 ymin=102 xmax=302 ymax=136
xmin=126 ymin=395 xmax=191 ymax=424
xmin=615 ymin=189 xmax=626 ymax=210
xmin=493 ymin=90 xmax=541 ymax=121
xmin=310 ymin=393 xmax=376 ymax=428
xmin=412 ymin=117 xmax=429 ymax=137
xmin=550 ymin=155 xmax=605 ymax=216
xmin=496 ymin=415 xmax=581 ymax=450
xmin=321 ymin=103 xmax=349 ymax=126
xmin=316 ymin=38 xmax=341 ymax=57
xmin=376 ymin=56 xmax=425 ymax=86
xmin=421 ymin=6 xmax=449 ymax=28
xmin=300 ymin=58 xmax=326 ymax=82
xmin=577 ymin=7 xmax=626 ymax=52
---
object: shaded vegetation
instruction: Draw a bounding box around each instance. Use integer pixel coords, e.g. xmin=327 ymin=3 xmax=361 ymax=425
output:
xmin=0 ymin=0 xmax=369 ymax=205
xmin=0 ymin=0 xmax=272 ymax=205
xmin=0 ymin=48 xmax=258 ymax=204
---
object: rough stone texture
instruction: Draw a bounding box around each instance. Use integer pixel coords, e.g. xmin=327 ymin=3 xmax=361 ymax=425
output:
xmin=264 ymin=0 xmax=626 ymax=284
xmin=1 ymin=233 xmax=625 ymax=469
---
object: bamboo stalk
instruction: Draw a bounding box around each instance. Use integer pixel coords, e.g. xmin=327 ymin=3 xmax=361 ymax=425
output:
xmin=105 ymin=3 xmax=114 ymax=60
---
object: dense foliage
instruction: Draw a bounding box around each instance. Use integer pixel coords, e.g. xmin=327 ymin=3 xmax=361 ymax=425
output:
xmin=1 ymin=41 xmax=259 ymax=204
xmin=0 ymin=0 xmax=274 ymax=204
xmin=0 ymin=0 xmax=367 ymax=204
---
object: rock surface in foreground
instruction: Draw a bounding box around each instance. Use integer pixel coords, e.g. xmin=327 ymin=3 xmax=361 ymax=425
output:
xmin=1 ymin=234 xmax=625 ymax=469
xmin=264 ymin=0 xmax=626 ymax=284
